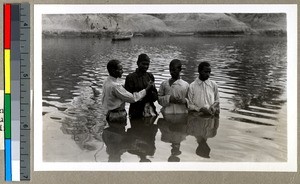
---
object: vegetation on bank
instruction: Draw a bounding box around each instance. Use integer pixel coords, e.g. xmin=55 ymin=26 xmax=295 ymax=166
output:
xmin=42 ymin=13 xmax=286 ymax=38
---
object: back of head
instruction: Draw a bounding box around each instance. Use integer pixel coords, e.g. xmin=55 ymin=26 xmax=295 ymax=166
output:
xmin=137 ymin=53 xmax=150 ymax=64
xmin=107 ymin=59 xmax=120 ymax=76
xmin=198 ymin=61 xmax=210 ymax=72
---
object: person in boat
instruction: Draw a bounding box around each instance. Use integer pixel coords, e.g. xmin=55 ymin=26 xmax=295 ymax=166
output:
xmin=101 ymin=59 xmax=153 ymax=125
xmin=125 ymin=54 xmax=158 ymax=119
xmin=187 ymin=61 xmax=220 ymax=115
xmin=158 ymin=59 xmax=189 ymax=114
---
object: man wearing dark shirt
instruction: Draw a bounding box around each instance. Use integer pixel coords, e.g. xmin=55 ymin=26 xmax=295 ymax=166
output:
xmin=125 ymin=54 xmax=158 ymax=119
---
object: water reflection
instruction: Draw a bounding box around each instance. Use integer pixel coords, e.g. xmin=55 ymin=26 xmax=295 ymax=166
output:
xmin=157 ymin=114 xmax=188 ymax=162
xmin=58 ymin=86 xmax=106 ymax=151
xmin=127 ymin=117 xmax=158 ymax=162
xmin=102 ymin=113 xmax=219 ymax=162
xmin=102 ymin=123 xmax=127 ymax=162
xmin=187 ymin=112 xmax=219 ymax=159
xmin=103 ymin=117 xmax=158 ymax=162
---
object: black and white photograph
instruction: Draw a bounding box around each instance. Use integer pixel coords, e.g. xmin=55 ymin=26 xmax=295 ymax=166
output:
xmin=34 ymin=4 xmax=297 ymax=171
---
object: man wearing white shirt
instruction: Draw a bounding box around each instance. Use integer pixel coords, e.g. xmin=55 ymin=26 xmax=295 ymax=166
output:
xmin=187 ymin=62 xmax=220 ymax=115
xmin=158 ymin=59 xmax=189 ymax=114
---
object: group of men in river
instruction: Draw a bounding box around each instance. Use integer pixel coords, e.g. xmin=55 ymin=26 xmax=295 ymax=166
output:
xmin=101 ymin=53 xmax=220 ymax=162
xmin=102 ymin=53 xmax=220 ymax=122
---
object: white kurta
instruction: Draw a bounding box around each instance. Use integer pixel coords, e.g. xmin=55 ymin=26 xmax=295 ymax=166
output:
xmin=102 ymin=76 xmax=146 ymax=114
xmin=158 ymin=79 xmax=189 ymax=114
xmin=187 ymin=78 xmax=219 ymax=112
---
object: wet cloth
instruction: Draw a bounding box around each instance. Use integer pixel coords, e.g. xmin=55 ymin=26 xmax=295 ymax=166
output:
xmin=143 ymin=103 xmax=157 ymax=117
xmin=125 ymin=69 xmax=158 ymax=118
xmin=106 ymin=109 xmax=127 ymax=124
xmin=187 ymin=78 xmax=219 ymax=112
xmin=158 ymin=79 xmax=189 ymax=114
xmin=102 ymin=76 xmax=146 ymax=115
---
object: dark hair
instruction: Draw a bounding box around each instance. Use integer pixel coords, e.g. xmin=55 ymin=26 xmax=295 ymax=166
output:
xmin=198 ymin=62 xmax=210 ymax=72
xmin=169 ymin=59 xmax=182 ymax=68
xmin=137 ymin=53 xmax=150 ymax=64
xmin=107 ymin=59 xmax=120 ymax=76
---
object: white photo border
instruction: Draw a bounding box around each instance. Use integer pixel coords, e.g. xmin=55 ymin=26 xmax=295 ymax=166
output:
xmin=34 ymin=4 xmax=297 ymax=171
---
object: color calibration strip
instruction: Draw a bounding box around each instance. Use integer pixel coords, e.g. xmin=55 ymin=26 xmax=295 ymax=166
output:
xmin=0 ymin=9 xmax=4 ymax=149
xmin=0 ymin=90 xmax=3 ymax=150
xmin=0 ymin=2 xmax=6 ymax=150
xmin=3 ymin=3 xmax=31 ymax=181
xmin=4 ymin=4 xmax=12 ymax=181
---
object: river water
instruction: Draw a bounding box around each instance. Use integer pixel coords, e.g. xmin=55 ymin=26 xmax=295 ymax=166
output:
xmin=42 ymin=36 xmax=287 ymax=162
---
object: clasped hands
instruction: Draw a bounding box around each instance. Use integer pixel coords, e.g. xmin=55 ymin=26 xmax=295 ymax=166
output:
xmin=199 ymin=102 xmax=220 ymax=115
xmin=169 ymin=94 xmax=187 ymax=104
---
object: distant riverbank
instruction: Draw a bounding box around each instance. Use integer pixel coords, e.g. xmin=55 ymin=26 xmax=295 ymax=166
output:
xmin=42 ymin=13 xmax=286 ymax=38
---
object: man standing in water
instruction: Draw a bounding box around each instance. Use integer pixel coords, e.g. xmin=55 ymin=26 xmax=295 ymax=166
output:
xmin=158 ymin=59 xmax=189 ymax=114
xmin=125 ymin=54 xmax=158 ymax=119
xmin=187 ymin=61 xmax=220 ymax=115
xmin=102 ymin=59 xmax=153 ymax=124
xmin=157 ymin=59 xmax=189 ymax=162
xmin=124 ymin=54 xmax=159 ymax=162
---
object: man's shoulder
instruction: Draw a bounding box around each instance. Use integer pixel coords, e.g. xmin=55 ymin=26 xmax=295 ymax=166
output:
xmin=189 ymin=79 xmax=197 ymax=86
xmin=103 ymin=78 xmax=119 ymax=90
xmin=146 ymin=72 xmax=154 ymax=76
xmin=126 ymin=71 xmax=154 ymax=81
xmin=206 ymin=80 xmax=218 ymax=91
xmin=180 ymin=79 xmax=189 ymax=86
xmin=208 ymin=79 xmax=218 ymax=86
xmin=126 ymin=72 xmax=136 ymax=77
xmin=125 ymin=71 xmax=138 ymax=79
xmin=160 ymin=79 xmax=169 ymax=86
xmin=145 ymin=72 xmax=155 ymax=81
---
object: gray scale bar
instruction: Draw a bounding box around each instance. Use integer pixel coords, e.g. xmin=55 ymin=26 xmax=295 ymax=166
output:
xmin=20 ymin=53 xmax=30 ymax=79
xmin=20 ymin=29 xmax=29 ymax=53
xmin=20 ymin=130 xmax=30 ymax=180
xmin=19 ymin=3 xmax=30 ymax=181
xmin=11 ymin=5 xmax=21 ymax=181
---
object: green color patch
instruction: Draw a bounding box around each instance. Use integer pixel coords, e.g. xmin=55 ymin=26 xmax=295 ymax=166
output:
xmin=4 ymin=94 xmax=11 ymax=138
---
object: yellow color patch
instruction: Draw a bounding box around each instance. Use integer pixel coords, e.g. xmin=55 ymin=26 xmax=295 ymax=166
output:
xmin=4 ymin=49 xmax=10 ymax=94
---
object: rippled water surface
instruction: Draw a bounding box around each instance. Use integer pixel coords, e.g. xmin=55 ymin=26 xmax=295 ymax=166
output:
xmin=42 ymin=36 xmax=287 ymax=162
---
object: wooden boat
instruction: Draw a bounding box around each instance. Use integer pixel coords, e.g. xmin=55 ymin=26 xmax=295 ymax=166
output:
xmin=112 ymin=32 xmax=133 ymax=41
